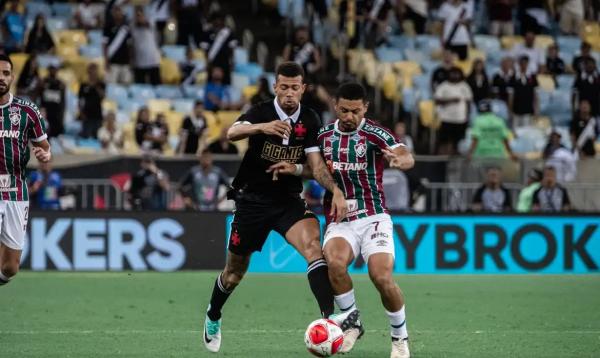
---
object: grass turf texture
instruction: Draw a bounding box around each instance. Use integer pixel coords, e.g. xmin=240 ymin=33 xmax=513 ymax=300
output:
xmin=1 ymin=272 xmax=599 ymax=357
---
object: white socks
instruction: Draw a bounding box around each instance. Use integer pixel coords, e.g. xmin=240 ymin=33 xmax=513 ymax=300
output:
xmin=386 ymin=306 xmax=408 ymax=340
xmin=334 ymin=289 xmax=357 ymax=312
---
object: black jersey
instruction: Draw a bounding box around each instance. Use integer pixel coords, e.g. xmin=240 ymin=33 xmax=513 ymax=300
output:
xmin=231 ymin=99 xmax=321 ymax=196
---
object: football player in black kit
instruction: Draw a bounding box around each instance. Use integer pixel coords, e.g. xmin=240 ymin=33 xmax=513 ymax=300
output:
xmin=203 ymin=62 xmax=348 ymax=353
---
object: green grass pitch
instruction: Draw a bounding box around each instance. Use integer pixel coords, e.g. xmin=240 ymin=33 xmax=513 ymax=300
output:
xmin=1 ymin=272 xmax=599 ymax=357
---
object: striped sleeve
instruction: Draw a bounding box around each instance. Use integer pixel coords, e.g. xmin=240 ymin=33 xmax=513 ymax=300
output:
xmin=367 ymin=125 xmax=403 ymax=151
xmin=25 ymin=102 xmax=48 ymax=142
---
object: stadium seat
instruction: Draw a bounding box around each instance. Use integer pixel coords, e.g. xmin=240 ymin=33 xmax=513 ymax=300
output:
xmin=556 ymin=74 xmax=575 ymax=89
xmin=534 ymin=35 xmax=554 ymax=49
xmin=227 ymin=86 xmax=243 ymax=103
xmin=375 ymin=46 xmax=404 ymax=63
xmin=216 ymin=110 xmax=242 ymax=128
xmin=242 ymin=85 xmax=258 ymax=100
xmin=182 ymin=85 xmax=205 ymax=99
xmin=26 ymin=1 xmax=52 ymax=18
xmin=490 ymin=99 xmax=509 ymax=121
xmin=79 ymin=44 xmax=103 ymax=59
xmin=119 ymin=99 xmax=146 ymax=114
xmin=537 ymin=90 xmax=552 ymax=115
xmin=164 ymin=111 xmax=184 ymax=136
xmin=468 ymin=48 xmax=486 ymax=61
xmin=418 ymin=100 xmax=439 ymax=129
xmin=36 ymin=54 xmax=62 ymax=68
xmin=582 ymin=21 xmax=600 ymax=37
xmin=412 ymin=74 xmax=430 ymax=92
xmin=234 ymin=63 xmax=263 ymax=84
xmin=233 ymin=47 xmax=249 ymax=65
xmin=500 ymin=35 xmax=523 ymax=50
xmin=51 ymin=2 xmax=74 ymax=18
xmin=394 ymin=61 xmax=422 ymax=79
xmin=148 ymin=99 xmax=172 ymax=115
xmin=87 ymin=30 xmax=104 ymax=46
xmin=232 ymin=72 xmax=251 ymax=90
xmin=536 ymin=74 xmax=555 ymax=91
xmin=155 ymin=85 xmax=183 ymax=99
xmin=584 ymin=35 xmax=600 ymax=51
xmin=401 ymin=88 xmax=418 ymax=111
xmin=204 ymin=111 xmax=222 ymax=141
xmin=172 ymin=99 xmax=195 ymax=114
xmin=556 ymin=36 xmax=580 ymax=54
xmin=474 ymin=35 xmax=501 ymax=54
xmin=55 ymin=30 xmax=88 ymax=47
xmin=77 ymin=138 xmax=102 ymax=150
xmin=107 ymin=83 xmax=129 ymax=102
xmin=160 ymin=58 xmax=182 ymax=84
xmin=455 ymin=59 xmax=473 ymax=76
xmin=9 ymin=53 xmax=28 ymax=76
xmin=388 ymin=35 xmax=415 ymax=50
xmin=382 ymin=72 xmax=401 ymax=101
xmin=121 ymin=122 xmax=139 ymax=154
xmin=415 ymin=35 xmax=439 ymax=53
xmin=404 ymin=48 xmax=429 ymax=64
xmin=420 ymin=60 xmax=440 ymax=74
xmin=129 ymin=84 xmax=156 ymax=101
xmin=56 ymin=44 xmax=80 ymax=61
xmin=102 ymin=99 xmax=118 ymax=113
xmin=161 ymin=45 xmax=186 ymax=62
xmin=46 ymin=17 xmax=68 ymax=32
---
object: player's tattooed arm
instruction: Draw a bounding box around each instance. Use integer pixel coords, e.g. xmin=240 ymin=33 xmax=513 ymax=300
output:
xmin=307 ymin=152 xmax=347 ymax=223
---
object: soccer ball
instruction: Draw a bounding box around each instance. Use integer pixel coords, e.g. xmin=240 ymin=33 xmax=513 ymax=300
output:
xmin=304 ymin=318 xmax=344 ymax=357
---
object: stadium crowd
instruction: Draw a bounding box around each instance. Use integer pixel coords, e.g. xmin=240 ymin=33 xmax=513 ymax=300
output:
xmin=0 ymin=0 xmax=599 ymax=212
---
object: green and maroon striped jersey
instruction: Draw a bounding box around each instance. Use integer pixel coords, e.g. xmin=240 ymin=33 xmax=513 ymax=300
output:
xmin=319 ymin=119 xmax=403 ymax=222
xmin=0 ymin=94 xmax=48 ymax=201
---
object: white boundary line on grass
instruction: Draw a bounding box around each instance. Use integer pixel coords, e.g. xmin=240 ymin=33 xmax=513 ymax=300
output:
xmin=1 ymin=329 xmax=599 ymax=335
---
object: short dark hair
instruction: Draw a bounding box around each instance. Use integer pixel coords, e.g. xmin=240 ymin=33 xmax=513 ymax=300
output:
xmin=276 ymin=61 xmax=305 ymax=80
xmin=0 ymin=54 xmax=13 ymax=70
xmin=336 ymin=82 xmax=366 ymax=101
xmin=194 ymin=99 xmax=204 ymax=107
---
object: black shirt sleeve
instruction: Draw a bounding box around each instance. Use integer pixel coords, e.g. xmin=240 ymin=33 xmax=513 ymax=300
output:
xmin=503 ymin=187 xmax=512 ymax=210
xmin=532 ymin=188 xmax=541 ymax=205
xmin=472 ymin=186 xmax=484 ymax=204
xmin=561 ymin=187 xmax=571 ymax=207
xmin=236 ymin=103 xmax=264 ymax=125
xmin=304 ymin=109 xmax=322 ymax=153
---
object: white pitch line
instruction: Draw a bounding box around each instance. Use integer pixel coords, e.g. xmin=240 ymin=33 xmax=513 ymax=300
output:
xmin=1 ymin=330 xmax=599 ymax=335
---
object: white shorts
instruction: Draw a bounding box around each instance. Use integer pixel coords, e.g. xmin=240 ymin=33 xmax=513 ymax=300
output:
xmin=0 ymin=201 xmax=29 ymax=250
xmin=323 ymin=213 xmax=394 ymax=263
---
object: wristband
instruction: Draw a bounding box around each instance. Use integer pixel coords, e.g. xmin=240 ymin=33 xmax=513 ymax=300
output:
xmin=294 ymin=164 xmax=303 ymax=176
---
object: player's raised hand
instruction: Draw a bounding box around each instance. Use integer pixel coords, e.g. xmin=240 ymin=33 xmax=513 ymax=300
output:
xmin=32 ymin=146 xmax=51 ymax=163
xmin=260 ymin=120 xmax=292 ymax=139
xmin=382 ymin=147 xmax=414 ymax=170
xmin=330 ymin=188 xmax=347 ymax=223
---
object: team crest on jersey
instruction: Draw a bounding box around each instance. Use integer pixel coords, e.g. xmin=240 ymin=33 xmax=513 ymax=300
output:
xmin=354 ymin=142 xmax=367 ymax=157
xmin=8 ymin=106 xmax=20 ymax=126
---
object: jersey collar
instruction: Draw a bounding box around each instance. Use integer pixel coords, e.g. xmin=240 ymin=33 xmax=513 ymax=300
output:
xmin=0 ymin=93 xmax=14 ymax=109
xmin=274 ymin=97 xmax=301 ymax=123
xmin=334 ymin=118 xmax=365 ymax=135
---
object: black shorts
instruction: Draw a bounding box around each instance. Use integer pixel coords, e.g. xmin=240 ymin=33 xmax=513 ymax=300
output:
xmin=439 ymin=122 xmax=468 ymax=146
xmin=228 ymin=192 xmax=318 ymax=256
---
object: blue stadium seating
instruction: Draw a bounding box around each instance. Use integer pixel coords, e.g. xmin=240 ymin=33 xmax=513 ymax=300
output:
xmin=128 ymin=84 xmax=156 ymax=101
xmin=26 ymin=2 xmax=52 ymax=18
xmin=107 ymin=84 xmax=129 ymax=103
xmin=79 ymin=44 xmax=103 ymax=59
xmin=556 ymin=36 xmax=581 ymax=54
xmin=375 ymin=46 xmax=404 ymax=63
xmin=51 ymin=3 xmax=74 ymax=19
xmin=490 ymin=99 xmax=509 ymax=121
xmin=172 ymin=99 xmax=195 ymax=113
xmin=388 ymin=35 xmax=415 ymax=50
xmin=234 ymin=63 xmax=263 ymax=84
xmin=556 ymin=74 xmax=574 ymax=89
xmin=233 ymin=47 xmax=249 ymax=66
xmin=87 ymin=30 xmax=104 ymax=45
xmin=231 ymin=72 xmax=251 ymax=90
xmin=155 ymin=85 xmax=183 ymax=99
xmin=46 ymin=17 xmax=68 ymax=31
xmin=37 ymin=54 xmax=62 ymax=68
xmin=474 ymin=35 xmax=501 ymax=54
xmin=182 ymin=85 xmax=205 ymax=99
xmin=161 ymin=45 xmax=187 ymax=63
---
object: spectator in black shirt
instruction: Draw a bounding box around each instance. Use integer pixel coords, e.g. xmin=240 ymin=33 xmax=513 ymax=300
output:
xmin=570 ymin=100 xmax=599 ymax=158
xmin=178 ymin=100 xmax=207 ymax=155
xmin=509 ymin=56 xmax=538 ymax=127
xmin=25 ymin=14 xmax=54 ymax=55
xmin=180 ymin=46 xmax=203 ymax=85
xmin=129 ymin=154 xmax=170 ymax=210
xmin=466 ymin=59 xmax=490 ymax=106
xmin=103 ymin=5 xmax=132 ymax=84
xmin=545 ymin=44 xmax=565 ymax=77
xmin=199 ymin=12 xmax=237 ymax=85
xmin=532 ymin=166 xmax=571 ymax=212
xmin=431 ymin=50 xmax=456 ymax=92
xmin=572 ymin=41 xmax=593 ymax=75
xmin=136 ymin=107 xmax=169 ymax=153
xmin=283 ymin=25 xmax=321 ymax=84
xmin=78 ymin=63 xmax=106 ymax=139
xmin=208 ymin=127 xmax=239 ymax=155
xmin=16 ymin=54 xmax=41 ymax=101
xmin=173 ymin=0 xmax=204 ymax=46
xmin=572 ymin=58 xmax=600 ymax=116
xmin=472 ymin=166 xmax=512 ymax=212
xmin=39 ymin=64 xmax=65 ymax=138
xmin=492 ymin=56 xmax=514 ymax=103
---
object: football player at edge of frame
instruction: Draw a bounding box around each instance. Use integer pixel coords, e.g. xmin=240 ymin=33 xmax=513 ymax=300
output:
xmin=0 ymin=54 xmax=51 ymax=287
xmin=202 ymin=62 xmax=348 ymax=353
xmin=269 ymin=82 xmax=415 ymax=358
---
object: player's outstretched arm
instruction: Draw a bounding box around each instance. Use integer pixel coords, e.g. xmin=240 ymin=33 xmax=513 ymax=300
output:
xmin=31 ymin=140 xmax=51 ymax=163
xmin=266 ymin=161 xmax=313 ymax=180
xmin=227 ymin=120 xmax=292 ymax=141
xmin=306 ymin=152 xmax=347 ymax=222
xmin=382 ymin=146 xmax=414 ymax=170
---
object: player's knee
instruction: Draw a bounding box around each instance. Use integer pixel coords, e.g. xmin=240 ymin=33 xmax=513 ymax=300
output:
xmin=222 ymin=268 xmax=246 ymax=289
xmin=370 ymin=272 xmax=394 ymax=291
xmin=324 ymin=253 xmax=346 ymax=277
xmin=303 ymin=236 xmax=323 ymax=262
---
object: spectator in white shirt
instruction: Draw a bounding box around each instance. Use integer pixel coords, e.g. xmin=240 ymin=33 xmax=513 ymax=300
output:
xmin=75 ymin=0 xmax=102 ymax=30
xmin=556 ymin=0 xmax=585 ymax=35
xmin=434 ymin=67 xmax=473 ymax=155
xmin=97 ymin=111 xmax=124 ymax=154
xmin=438 ymin=0 xmax=473 ymax=60
xmin=393 ymin=121 xmax=414 ymax=152
xmin=511 ymin=31 xmax=546 ymax=74
xmin=131 ymin=6 xmax=162 ymax=85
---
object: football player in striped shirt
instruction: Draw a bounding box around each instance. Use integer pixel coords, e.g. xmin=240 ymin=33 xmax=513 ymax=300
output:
xmin=269 ymin=83 xmax=414 ymax=358
xmin=0 ymin=54 xmax=51 ymax=287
